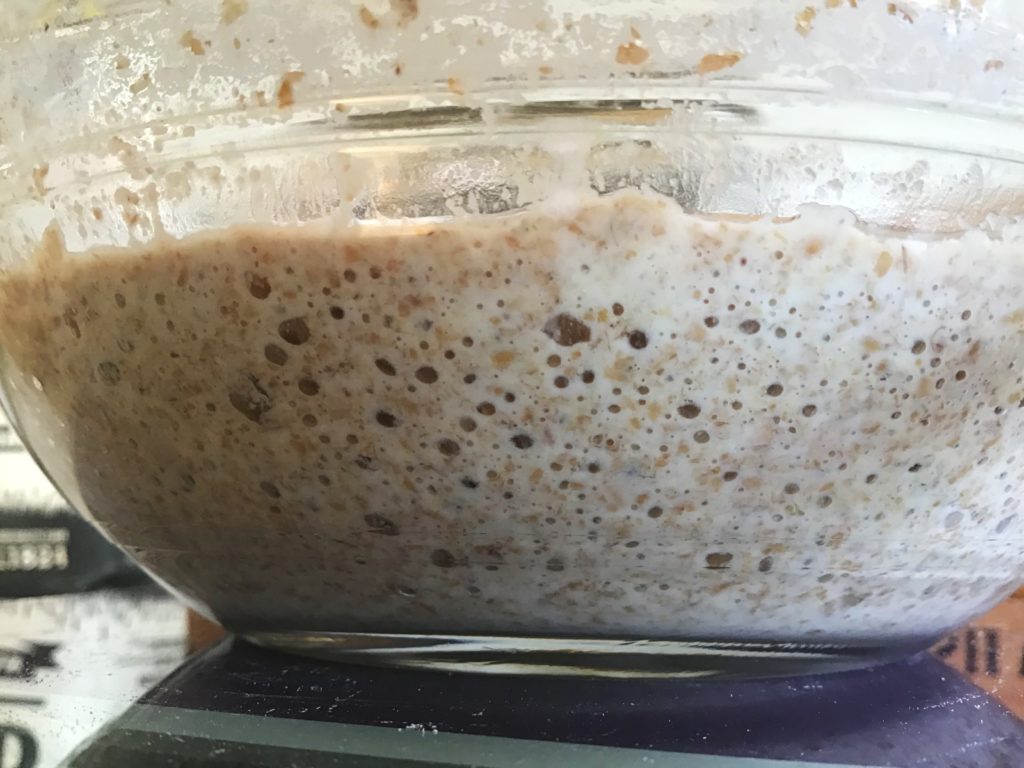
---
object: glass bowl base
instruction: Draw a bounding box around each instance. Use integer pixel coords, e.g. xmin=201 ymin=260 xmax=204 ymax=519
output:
xmin=241 ymin=631 xmax=933 ymax=679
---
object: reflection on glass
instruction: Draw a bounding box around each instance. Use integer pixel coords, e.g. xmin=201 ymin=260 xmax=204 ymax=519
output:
xmin=0 ymin=589 xmax=187 ymax=768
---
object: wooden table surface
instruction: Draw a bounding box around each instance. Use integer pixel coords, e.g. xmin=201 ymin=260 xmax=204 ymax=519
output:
xmin=934 ymin=594 xmax=1024 ymax=719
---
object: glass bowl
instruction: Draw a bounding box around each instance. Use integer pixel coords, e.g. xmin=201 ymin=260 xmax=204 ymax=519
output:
xmin=1 ymin=0 xmax=1024 ymax=677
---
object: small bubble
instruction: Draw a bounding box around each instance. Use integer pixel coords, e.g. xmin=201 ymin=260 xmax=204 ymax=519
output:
xmin=343 ymin=269 xmax=356 ymax=283
xmin=376 ymin=410 xmax=399 ymax=428
xmin=802 ymin=404 xmax=817 ymax=417
xmin=329 ymin=306 xmax=345 ymax=319
xmin=962 ymin=310 xmax=972 ymax=321
xmin=678 ymin=403 xmax=701 ymax=419
xmin=477 ymin=402 xmax=496 ymax=415
xmin=461 ymin=477 xmax=479 ymax=489
xmin=415 ymin=366 xmax=439 ymax=384
xmin=955 ymin=370 xmax=967 ymax=381
xmin=298 ymin=377 xmax=320 ymax=396
xmin=723 ymin=471 xmax=738 ymax=482
xmin=364 ymin=513 xmax=399 ymax=536
xmin=259 ymin=480 xmax=280 ymax=498
xmin=302 ymin=414 xmax=318 ymax=427
xmin=628 ymin=330 xmax=648 ymax=349
xmin=459 ymin=417 xmax=477 ymax=432
xmin=766 ymin=383 xmax=784 ymax=397
xmin=97 ymin=361 xmax=121 ymax=385
xmin=911 ymin=340 xmax=926 ymax=355
xmin=587 ymin=462 xmax=601 ymax=473
xmin=758 ymin=556 xmax=773 ymax=573
xmin=694 ymin=430 xmax=710 ymax=444
xmin=547 ymin=354 xmax=562 ymax=367
xmin=278 ymin=317 xmax=311 ymax=345
xmin=546 ymin=557 xmax=565 ymax=572
xmin=246 ymin=272 xmax=271 ymax=299
xmin=866 ymin=474 xmax=878 ymax=484
xmin=62 ymin=308 xmax=81 ymax=339
xmin=430 ymin=549 xmax=457 ymax=568
xmin=375 ymin=358 xmax=397 ymax=376
xmin=437 ymin=438 xmax=461 ymax=456
xmin=704 ymin=316 xmax=719 ymax=328
xmin=511 ymin=434 xmax=534 ymax=449
xmin=543 ymin=313 xmax=592 ymax=347
xmin=228 ymin=379 xmax=273 ymax=423
xmin=818 ymin=495 xmax=833 ymax=508
xmin=554 ymin=376 xmax=569 ymax=389
xmin=908 ymin=463 xmax=923 ymax=473
xmin=265 ymin=343 xmax=288 ymax=366
xmin=739 ymin=319 xmax=761 ymax=335
xmin=784 ymin=482 xmax=799 ymax=494
xmin=775 ymin=327 xmax=787 ymax=338
xmin=462 ymin=336 xmax=475 ymax=347
xmin=612 ymin=302 xmax=625 ymax=316
xmin=582 ymin=370 xmax=595 ymax=384
xmin=114 ymin=293 xmax=126 ymax=308
xmin=705 ymin=552 xmax=733 ymax=569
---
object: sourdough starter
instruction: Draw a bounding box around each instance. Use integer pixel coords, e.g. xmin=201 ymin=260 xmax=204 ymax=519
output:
xmin=1 ymin=192 xmax=1022 ymax=643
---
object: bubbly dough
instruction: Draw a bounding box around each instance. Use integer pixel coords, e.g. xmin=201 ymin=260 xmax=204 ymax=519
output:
xmin=1 ymin=192 xmax=1022 ymax=643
